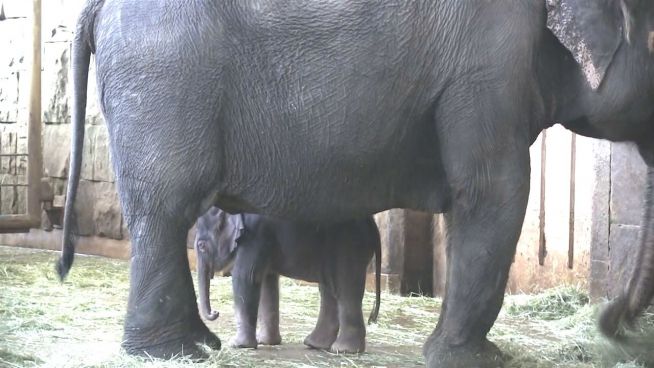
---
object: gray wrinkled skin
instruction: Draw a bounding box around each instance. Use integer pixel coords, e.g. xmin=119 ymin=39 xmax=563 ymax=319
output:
xmin=194 ymin=207 xmax=381 ymax=354
xmin=59 ymin=1 xmax=654 ymax=366
xmin=546 ymin=0 xmax=605 ymax=89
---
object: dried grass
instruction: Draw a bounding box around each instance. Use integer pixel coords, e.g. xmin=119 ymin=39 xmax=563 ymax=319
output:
xmin=1 ymin=246 xmax=653 ymax=367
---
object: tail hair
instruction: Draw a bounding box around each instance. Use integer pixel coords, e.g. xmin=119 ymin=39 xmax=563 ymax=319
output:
xmin=57 ymin=211 xmax=78 ymax=280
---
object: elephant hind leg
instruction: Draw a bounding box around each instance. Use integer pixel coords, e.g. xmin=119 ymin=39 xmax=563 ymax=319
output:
xmin=120 ymin=180 xmax=220 ymax=358
xmin=257 ymin=273 xmax=282 ymax=345
xmin=304 ymin=285 xmax=339 ymax=350
xmin=330 ymin=299 xmax=366 ymax=354
xmin=330 ymin=257 xmax=367 ymax=354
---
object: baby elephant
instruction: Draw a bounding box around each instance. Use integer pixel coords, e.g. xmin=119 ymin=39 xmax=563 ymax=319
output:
xmin=194 ymin=207 xmax=381 ymax=353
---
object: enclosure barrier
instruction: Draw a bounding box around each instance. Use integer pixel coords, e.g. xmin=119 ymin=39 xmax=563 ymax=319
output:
xmin=0 ymin=0 xmax=47 ymax=232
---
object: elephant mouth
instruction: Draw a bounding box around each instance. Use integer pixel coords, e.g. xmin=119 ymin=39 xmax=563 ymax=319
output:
xmin=215 ymin=259 xmax=235 ymax=276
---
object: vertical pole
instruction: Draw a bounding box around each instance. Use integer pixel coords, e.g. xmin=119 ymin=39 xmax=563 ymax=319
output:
xmin=13 ymin=133 xmax=17 ymax=213
xmin=538 ymin=131 xmax=547 ymax=265
xmin=27 ymin=0 xmax=42 ymax=224
xmin=568 ymin=134 xmax=577 ymax=269
xmin=0 ymin=133 xmax=3 ymax=213
xmin=401 ymin=210 xmax=434 ymax=297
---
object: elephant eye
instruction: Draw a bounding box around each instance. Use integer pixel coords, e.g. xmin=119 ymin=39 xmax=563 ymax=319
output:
xmin=197 ymin=241 xmax=207 ymax=252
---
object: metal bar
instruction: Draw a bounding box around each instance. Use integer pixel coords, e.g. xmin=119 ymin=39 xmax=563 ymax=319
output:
xmin=0 ymin=184 xmax=29 ymax=187
xmin=0 ymin=153 xmax=29 ymax=157
xmin=13 ymin=131 xmax=17 ymax=175
xmin=568 ymin=134 xmax=577 ymax=269
xmin=538 ymin=130 xmax=547 ymax=266
xmin=13 ymin=131 xmax=18 ymax=213
xmin=25 ymin=0 xmax=42 ymax=224
xmin=9 ymin=133 xmax=13 ymax=175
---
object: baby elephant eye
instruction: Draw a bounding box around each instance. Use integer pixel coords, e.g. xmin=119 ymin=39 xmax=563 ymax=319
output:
xmin=197 ymin=241 xmax=207 ymax=252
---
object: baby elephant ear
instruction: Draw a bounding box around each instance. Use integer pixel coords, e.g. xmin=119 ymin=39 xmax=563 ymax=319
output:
xmin=228 ymin=214 xmax=245 ymax=251
xmin=546 ymin=0 xmax=626 ymax=90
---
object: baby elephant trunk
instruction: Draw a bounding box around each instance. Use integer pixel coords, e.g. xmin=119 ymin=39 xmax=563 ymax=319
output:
xmin=197 ymin=256 xmax=219 ymax=321
xmin=600 ymin=166 xmax=654 ymax=338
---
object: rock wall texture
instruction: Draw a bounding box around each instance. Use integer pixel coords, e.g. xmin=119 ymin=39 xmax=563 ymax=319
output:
xmin=0 ymin=1 xmax=30 ymax=216
xmin=0 ymin=0 xmax=123 ymax=239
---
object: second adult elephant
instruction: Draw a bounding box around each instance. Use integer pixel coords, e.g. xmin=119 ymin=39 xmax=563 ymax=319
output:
xmin=60 ymin=1 xmax=654 ymax=367
xmin=194 ymin=207 xmax=381 ymax=354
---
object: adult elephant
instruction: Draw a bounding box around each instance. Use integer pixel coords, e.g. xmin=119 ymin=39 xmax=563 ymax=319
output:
xmin=58 ymin=0 xmax=654 ymax=367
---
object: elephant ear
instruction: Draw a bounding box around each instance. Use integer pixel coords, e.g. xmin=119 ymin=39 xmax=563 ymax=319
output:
xmin=226 ymin=213 xmax=245 ymax=252
xmin=546 ymin=0 xmax=629 ymax=90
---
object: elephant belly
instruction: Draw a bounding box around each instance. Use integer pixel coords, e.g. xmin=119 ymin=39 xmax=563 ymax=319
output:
xmin=218 ymin=71 xmax=451 ymax=220
xmin=217 ymin=117 xmax=451 ymax=221
xmin=270 ymin=243 xmax=322 ymax=284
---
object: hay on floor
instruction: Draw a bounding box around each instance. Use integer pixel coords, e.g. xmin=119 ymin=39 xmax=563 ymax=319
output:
xmin=1 ymin=245 xmax=653 ymax=367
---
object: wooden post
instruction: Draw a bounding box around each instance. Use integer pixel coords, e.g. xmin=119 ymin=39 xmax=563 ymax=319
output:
xmin=27 ymin=0 xmax=43 ymax=224
xmin=538 ymin=130 xmax=547 ymax=265
xmin=375 ymin=209 xmax=434 ymax=296
xmin=568 ymin=134 xmax=576 ymax=269
xmin=400 ymin=210 xmax=434 ymax=296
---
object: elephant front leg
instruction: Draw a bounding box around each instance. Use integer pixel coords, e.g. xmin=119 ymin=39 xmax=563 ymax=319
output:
xmin=231 ymin=277 xmax=261 ymax=348
xmin=257 ymin=273 xmax=282 ymax=345
xmin=424 ymin=150 xmax=530 ymax=368
xmin=231 ymin=244 xmax=268 ymax=349
xmin=122 ymin=214 xmax=220 ymax=358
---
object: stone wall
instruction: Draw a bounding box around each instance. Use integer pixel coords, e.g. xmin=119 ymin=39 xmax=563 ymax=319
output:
xmin=0 ymin=1 xmax=124 ymax=240
xmin=0 ymin=0 xmax=30 ymax=215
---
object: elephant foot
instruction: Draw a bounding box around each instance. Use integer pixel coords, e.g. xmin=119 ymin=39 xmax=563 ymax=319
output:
xmin=424 ymin=335 xmax=506 ymax=368
xmin=122 ymin=317 xmax=221 ymax=359
xmin=329 ymin=328 xmax=366 ymax=354
xmin=231 ymin=331 xmax=258 ymax=349
xmin=257 ymin=330 xmax=282 ymax=345
xmin=304 ymin=327 xmax=338 ymax=350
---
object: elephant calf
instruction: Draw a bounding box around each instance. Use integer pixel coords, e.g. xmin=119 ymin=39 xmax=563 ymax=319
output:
xmin=194 ymin=207 xmax=381 ymax=353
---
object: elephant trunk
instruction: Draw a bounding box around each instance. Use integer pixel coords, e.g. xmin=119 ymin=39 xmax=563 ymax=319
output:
xmin=198 ymin=258 xmax=219 ymax=321
xmin=600 ymin=166 xmax=654 ymax=339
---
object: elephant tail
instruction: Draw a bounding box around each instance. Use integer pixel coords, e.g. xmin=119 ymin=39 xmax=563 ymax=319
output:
xmin=57 ymin=1 xmax=99 ymax=281
xmin=367 ymin=217 xmax=381 ymax=325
